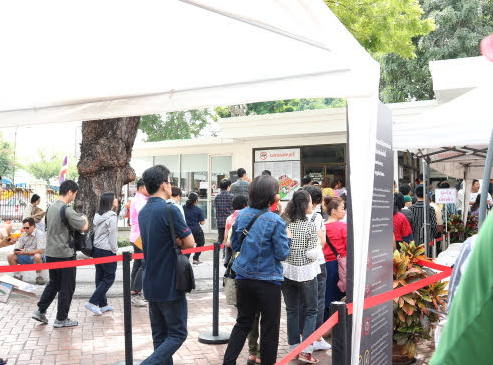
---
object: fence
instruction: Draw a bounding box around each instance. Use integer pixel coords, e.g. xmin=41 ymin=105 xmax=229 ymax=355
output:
xmin=0 ymin=241 xmax=453 ymax=365
xmin=0 ymin=184 xmax=59 ymax=222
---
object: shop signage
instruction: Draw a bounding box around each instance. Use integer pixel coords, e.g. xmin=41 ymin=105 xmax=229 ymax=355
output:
xmin=254 ymin=148 xmax=300 ymax=162
xmin=435 ymin=188 xmax=457 ymax=204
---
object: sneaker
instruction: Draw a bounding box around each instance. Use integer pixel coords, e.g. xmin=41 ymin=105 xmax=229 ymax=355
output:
xmin=13 ymin=273 xmax=23 ymax=281
xmin=85 ymin=302 xmax=102 ymax=315
xmin=131 ymin=294 xmax=146 ymax=307
xmin=32 ymin=310 xmax=48 ymax=324
xmin=298 ymin=352 xmax=319 ymax=364
xmin=53 ymin=318 xmax=78 ymax=328
xmin=35 ymin=276 xmax=46 ymax=285
xmin=193 ymin=260 xmax=203 ymax=265
xmin=313 ymin=338 xmax=331 ymax=351
xmin=100 ymin=305 xmax=114 ymax=313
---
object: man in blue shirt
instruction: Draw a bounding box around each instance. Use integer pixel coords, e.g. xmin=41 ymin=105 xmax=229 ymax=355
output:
xmin=139 ymin=165 xmax=195 ymax=365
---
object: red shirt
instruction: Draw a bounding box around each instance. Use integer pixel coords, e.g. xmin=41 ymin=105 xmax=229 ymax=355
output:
xmin=393 ymin=212 xmax=413 ymax=242
xmin=324 ymin=221 xmax=347 ymax=261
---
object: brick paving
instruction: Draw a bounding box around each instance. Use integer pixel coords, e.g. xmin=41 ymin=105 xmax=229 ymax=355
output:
xmin=0 ymin=292 xmax=434 ymax=365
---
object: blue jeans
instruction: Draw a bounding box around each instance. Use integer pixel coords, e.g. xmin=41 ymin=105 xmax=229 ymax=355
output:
xmin=299 ymin=263 xmax=327 ymax=332
xmin=141 ymin=295 xmax=188 ymax=365
xmin=324 ymin=260 xmax=344 ymax=320
xmin=88 ymin=247 xmax=117 ymax=307
xmin=282 ymin=277 xmax=318 ymax=352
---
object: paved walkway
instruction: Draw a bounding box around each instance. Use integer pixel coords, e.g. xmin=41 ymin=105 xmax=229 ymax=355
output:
xmin=0 ymin=291 xmax=435 ymax=365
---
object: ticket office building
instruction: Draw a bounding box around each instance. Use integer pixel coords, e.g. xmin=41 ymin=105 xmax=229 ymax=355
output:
xmin=132 ymin=108 xmax=348 ymax=233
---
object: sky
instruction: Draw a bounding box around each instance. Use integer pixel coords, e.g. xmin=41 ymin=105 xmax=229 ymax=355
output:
xmin=1 ymin=117 xmax=220 ymax=183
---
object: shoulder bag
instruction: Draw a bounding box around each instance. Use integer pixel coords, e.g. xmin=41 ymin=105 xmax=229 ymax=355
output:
xmin=326 ymin=235 xmax=347 ymax=293
xmin=167 ymin=203 xmax=196 ymax=293
xmin=60 ymin=205 xmax=92 ymax=256
xmin=223 ymin=209 xmax=268 ymax=306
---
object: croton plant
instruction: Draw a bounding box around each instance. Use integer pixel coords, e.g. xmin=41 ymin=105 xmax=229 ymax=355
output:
xmin=393 ymin=241 xmax=448 ymax=362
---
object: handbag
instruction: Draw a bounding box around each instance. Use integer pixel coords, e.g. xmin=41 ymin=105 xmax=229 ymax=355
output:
xmin=326 ymin=236 xmax=347 ymax=293
xmin=223 ymin=210 xmax=268 ymax=305
xmin=167 ymin=203 xmax=196 ymax=293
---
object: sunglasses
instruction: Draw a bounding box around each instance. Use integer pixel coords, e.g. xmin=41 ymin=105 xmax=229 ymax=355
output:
xmin=23 ymin=226 xmax=31 ymax=229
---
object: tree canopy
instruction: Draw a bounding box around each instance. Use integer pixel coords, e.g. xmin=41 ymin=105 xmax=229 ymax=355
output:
xmin=0 ymin=132 xmax=16 ymax=181
xmin=25 ymin=153 xmax=79 ymax=183
xmin=139 ymin=109 xmax=216 ymax=142
xmin=324 ymin=0 xmax=435 ymax=59
xmin=379 ymin=0 xmax=493 ymax=103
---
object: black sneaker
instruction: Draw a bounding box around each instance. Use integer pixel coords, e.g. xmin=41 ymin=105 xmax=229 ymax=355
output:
xmin=53 ymin=318 xmax=78 ymax=328
xmin=32 ymin=310 xmax=48 ymax=324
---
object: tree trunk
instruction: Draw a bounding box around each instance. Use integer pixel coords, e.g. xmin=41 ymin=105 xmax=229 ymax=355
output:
xmin=75 ymin=117 xmax=140 ymax=227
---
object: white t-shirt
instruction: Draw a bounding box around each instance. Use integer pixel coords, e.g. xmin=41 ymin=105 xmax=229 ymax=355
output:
xmin=469 ymin=191 xmax=492 ymax=204
xmin=166 ymin=199 xmax=186 ymax=220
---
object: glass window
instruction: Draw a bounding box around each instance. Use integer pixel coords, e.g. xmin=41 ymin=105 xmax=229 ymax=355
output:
xmin=181 ymin=152 xmax=208 ymax=195
xmin=211 ymin=156 xmax=232 ymax=230
xmin=131 ymin=156 xmax=153 ymax=177
xmin=154 ymin=155 xmax=180 ymax=186
xmin=303 ymin=145 xmax=345 ymax=164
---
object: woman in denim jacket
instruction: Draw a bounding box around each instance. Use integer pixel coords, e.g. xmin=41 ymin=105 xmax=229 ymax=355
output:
xmin=223 ymin=175 xmax=291 ymax=365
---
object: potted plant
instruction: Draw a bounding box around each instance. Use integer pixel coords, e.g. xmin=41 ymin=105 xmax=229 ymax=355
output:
xmin=392 ymin=241 xmax=448 ymax=364
xmin=447 ymin=213 xmax=477 ymax=243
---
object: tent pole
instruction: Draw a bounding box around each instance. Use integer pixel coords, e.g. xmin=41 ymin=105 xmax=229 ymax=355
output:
xmin=422 ymin=159 xmax=428 ymax=255
xmin=479 ymin=129 xmax=493 ymax=228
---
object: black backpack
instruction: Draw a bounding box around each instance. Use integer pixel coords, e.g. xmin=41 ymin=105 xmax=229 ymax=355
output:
xmin=60 ymin=205 xmax=93 ymax=257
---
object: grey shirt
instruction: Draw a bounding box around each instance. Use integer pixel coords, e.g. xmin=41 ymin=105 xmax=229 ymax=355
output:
xmin=93 ymin=211 xmax=118 ymax=253
xmin=45 ymin=200 xmax=87 ymax=258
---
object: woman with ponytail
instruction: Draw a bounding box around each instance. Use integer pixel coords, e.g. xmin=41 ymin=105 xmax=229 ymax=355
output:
xmin=183 ymin=192 xmax=205 ymax=264
xmin=323 ymin=196 xmax=347 ymax=320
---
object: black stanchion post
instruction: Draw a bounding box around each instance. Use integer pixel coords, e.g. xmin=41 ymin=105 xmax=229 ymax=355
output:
xmin=123 ymin=251 xmax=134 ymax=365
xmin=198 ymin=242 xmax=230 ymax=344
xmin=330 ymin=301 xmax=348 ymax=365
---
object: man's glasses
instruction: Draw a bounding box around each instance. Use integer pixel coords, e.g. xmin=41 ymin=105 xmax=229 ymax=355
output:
xmin=23 ymin=226 xmax=31 ymax=229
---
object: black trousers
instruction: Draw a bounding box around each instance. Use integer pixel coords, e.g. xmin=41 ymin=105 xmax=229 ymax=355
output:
xmin=130 ymin=243 xmax=143 ymax=293
xmin=37 ymin=256 xmax=76 ymax=321
xmin=186 ymin=228 xmax=205 ymax=261
xmin=217 ymin=226 xmax=225 ymax=245
xmin=223 ymin=279 xmax=281 ymax=365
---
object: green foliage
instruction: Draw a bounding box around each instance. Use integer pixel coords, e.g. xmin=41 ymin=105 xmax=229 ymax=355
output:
xmin=118 ymin=238 xmax=131 ymax=248
xmin=447 ymin=213 xmax=477 ymax=243
xmin=380 ymin=0 xmax=493 ymax=102
xmin=0 ymin=132 xmax=15 ymax=181
xmin=139 ymin=109 xmax=216 ymax=142
xmin=215 ymin=98 xmax=346 ymax=118
xmin=393 ymin=242 xmax=448 ymax=359
xmin=325 ymin=0 xmax=435 ymax=58
xmin=25 ymin=153 xmax=79 ymax=183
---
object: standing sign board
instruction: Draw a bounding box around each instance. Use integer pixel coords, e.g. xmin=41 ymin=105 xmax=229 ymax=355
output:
xmin=253 ymin=148 xmax=301 ymax=200
xmin=358 ymin=103 xmax=394 ymax=365
xmin=435 ymin=189 xmax=457 ymax=204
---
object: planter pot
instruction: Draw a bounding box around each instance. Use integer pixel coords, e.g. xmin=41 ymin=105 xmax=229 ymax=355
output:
xmin=392 ymin=343 xmax=417 ymax=365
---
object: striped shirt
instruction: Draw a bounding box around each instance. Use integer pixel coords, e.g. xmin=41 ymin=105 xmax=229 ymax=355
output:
xmin=408 ymin=201 xmax=438 ymax=245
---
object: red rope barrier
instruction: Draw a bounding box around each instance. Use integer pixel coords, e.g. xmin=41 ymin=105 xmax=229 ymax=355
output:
xmin=0 ymin=244 xmax=224 ymax=273
xmin=274 ymin=311 xmax=339 ymax=365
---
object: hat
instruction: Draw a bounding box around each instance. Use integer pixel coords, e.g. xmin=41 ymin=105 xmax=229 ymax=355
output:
xmin=404 ymin=195 xmax=412 ymax=203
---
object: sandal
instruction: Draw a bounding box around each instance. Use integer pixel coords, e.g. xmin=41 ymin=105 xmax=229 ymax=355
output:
xmin=247 ymin=355 xmax=256 ymax=365
xmin=298 ymin=352 xmax=319 ymax=364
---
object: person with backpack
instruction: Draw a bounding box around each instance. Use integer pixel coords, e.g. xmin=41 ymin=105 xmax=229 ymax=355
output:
xmin=85 ymin=192 xmax=119 ymax=315
xmin=32 ymin=180 xmax=88 ymax=328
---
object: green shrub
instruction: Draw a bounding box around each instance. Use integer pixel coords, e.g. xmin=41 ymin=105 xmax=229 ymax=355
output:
xmin=118 ymin=238 xmax=131 ymax=248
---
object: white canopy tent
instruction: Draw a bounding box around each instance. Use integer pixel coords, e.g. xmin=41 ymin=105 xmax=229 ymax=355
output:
xmin=394 ymin=74 xmax=493 ymax=224
xmin=0 ymin=1 xmax=381 ymax=362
